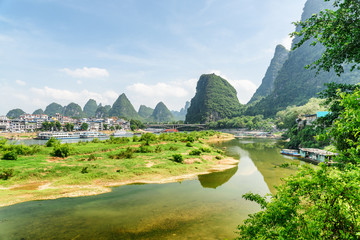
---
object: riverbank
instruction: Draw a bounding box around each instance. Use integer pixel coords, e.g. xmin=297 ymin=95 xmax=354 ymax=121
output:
xmin=0 ymin=132 xmax=237 ymax=207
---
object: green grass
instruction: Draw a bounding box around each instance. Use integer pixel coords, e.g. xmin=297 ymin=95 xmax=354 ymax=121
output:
xmin=0 ymin=131 xmax=230 ymax=193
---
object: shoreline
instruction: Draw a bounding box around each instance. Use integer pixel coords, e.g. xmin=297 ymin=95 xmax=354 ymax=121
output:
xmin=0 ymin=133 xmax=237 ymax=207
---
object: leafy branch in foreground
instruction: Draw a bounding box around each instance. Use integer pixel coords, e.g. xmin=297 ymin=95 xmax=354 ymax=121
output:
xmin=291 ymin=0 xmax=360 ymax=75
xmin=237 ymin=164 xmax=360 ymax=239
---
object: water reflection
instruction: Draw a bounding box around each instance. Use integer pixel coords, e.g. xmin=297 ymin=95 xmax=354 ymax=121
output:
xmin=198 ymin=166 xmax=238 ymax=189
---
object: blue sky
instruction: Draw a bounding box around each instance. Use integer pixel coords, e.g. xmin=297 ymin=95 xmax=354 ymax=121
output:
xmin=0 ymin=0 xmax=306 ymax=115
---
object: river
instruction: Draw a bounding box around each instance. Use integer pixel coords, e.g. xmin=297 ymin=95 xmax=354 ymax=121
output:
xmin=0 ymin=138 xmax=305 ymax=239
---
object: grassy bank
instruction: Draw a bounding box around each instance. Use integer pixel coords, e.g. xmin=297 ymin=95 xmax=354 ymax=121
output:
xmin=0 ymin=131 xmax=236 ymax=207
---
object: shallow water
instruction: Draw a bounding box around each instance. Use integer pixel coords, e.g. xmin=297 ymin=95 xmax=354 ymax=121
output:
xmin=0 ymin=138 xmax=303 ymax=239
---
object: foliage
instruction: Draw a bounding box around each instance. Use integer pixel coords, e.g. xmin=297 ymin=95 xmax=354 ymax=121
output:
xmin=200 ymin=147 xmax=211 ymax=153
xmin=95 ymin=105 xmax=109 ymax=118
xmin=109 ymin=147 xmax=134 ymax=159
xmin=91 ymin=138 xmax=100 ymax=143
xmin=130 ymin=119 xmax=145 ymax=131
xmin=291 ymin=0 xmax=360 ymax=75
xmin=107 ymin=136 xmax=130 ymax=144
xmin=51 ymin=143 xmax=72 ymax=158
xmin=189 ymin=149 xmax=202 ymax=156
xmin=81 ymin=167 xmax=89 ymax=174
xmin=245 ymin=0 xmax=360 ymax=118
xmin=46 ymin=137 xmax=60 ymax=147
xmin=275 ymin=98 xmax=327 ymax=129
xmin=186 ymin=74 xmax=242 ymax=123
xmin=186 ymin=142 xmax=193 ymax=147
xmin=132 ymin=135 xmax=139 ymax=142
xmin=2 ymin=151 xmax=18 ymax=160
xmin=44 ymin=102 xmax=64 ymax=116
xmin=88 ymin=154 xmax=97 ymax=161
xmin=137 ymin=145 xmax=153 ymax=153
xmin=80 ymin=123 xmax=89 ymax=131
xmin=0 ymin=168 xmax=14 ymax=180
xmin=42 ymin=121 xmax=62 ymax=131
xmin=172 ymin=154 xmax=184 ymax=163
xmin=208 ymin=115 xmax=273 ymax=131
xmin=154 ymin=145 xmax=162 ymax=153
xmin=64 ymin=123 xmax=74 ymax=132
xmin=237 ymin=164 xmax=360 ymax=239
xmin=139 ymin=133 xmax=157 ymax=145
xmin=168 ymin=145 xmax=179 ymax=151
xmin=323 ymin=89 xmax=360 ymax=164
xmin=32 ymin=108 xmax=44 ymax=115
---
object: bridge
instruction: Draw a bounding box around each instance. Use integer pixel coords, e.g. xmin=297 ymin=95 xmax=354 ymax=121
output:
xmin=145 ymin=124 xmax=208 ymax=131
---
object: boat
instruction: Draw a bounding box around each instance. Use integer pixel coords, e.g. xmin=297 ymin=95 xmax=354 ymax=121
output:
xmin=111 ymin=130 xmax=127 ymax=137
xmin=36 ymin=132 xmax=81 ymax=140
xmin=80 ymin=131 xmax=108 ymax=139
xmin=280 ymin=149 xmax=301 ymax=157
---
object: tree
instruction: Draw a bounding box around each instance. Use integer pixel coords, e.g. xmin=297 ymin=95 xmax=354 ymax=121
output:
xmin=80 ymin=123 xmax=88 ymax=131
xmin=291 ymin=0 xmax=360 ymax=75
xmin=324 ymin=89 xmax=360 ymax=164
xmin=237 ymin=164 xmax=360 ymax=239
xmin=64 ymin=123 xmax=74 ymax=132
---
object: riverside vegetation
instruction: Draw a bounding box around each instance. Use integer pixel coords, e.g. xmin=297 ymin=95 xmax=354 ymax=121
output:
xmin=0 ymin=131 xmax=236 ymax=207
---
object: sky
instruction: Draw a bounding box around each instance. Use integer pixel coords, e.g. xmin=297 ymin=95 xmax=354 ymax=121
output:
xmin=0 ymin=0 xmax=307 ymax=115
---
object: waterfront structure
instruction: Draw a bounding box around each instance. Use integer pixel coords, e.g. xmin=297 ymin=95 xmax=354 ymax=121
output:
xmin=299 ymin=148 xmax=337 ymax=163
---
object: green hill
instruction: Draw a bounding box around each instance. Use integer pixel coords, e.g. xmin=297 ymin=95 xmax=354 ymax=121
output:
xmin=245 ymin=0 xmax=360 ymax=117
xmin=138 ymin=105 xmax=154 ymax=119
xmin=6 ymin=108 xmax=25 ymax=119
xmin=185 ymin=74 xmax=241 ymax=123
xmin=63 ymin=103 xmax=85 ymax=118
xmin=32 ymin=109 xmax=44 ymax=115
xmin=95 ymin=104 xmax=110 ymax=118
xmin=150 ymin=102 xmax=174 ymax=123
xmin=108 ymin=93 xmax=140 ymax=119
xmin=44 ymin=103 xmax=64 ymax=116
xmin=83 ymin=99 xmax=97 ymax=118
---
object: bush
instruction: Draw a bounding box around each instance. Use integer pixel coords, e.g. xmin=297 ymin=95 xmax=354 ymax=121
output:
xmin=2 ymin=151 xmax=18 ymax=160
xmin=0 ymin=168 xmax=14 ymax=180
xmin=132 ymin=135 xmax=139 ymax=142
xmin=186 ymin=135 xmax=195 ymax=143
xmin=91 ymin=138 xmax=100 ymax=143
xmin=137 ymin=145 xmax=153 ymax=153
xmin=189 ymin=149 xmax=202 ymax=156
xmin=88 ymin=154 xmax=97 ymax=161
xmin=46 ymin=137 xmax=60 ymax=147
xmin=172 ymin=154 xmax=184 ymax=163
xmin=200 ymin=147 xmax=211 ymax=153
xmin=110 ymin=147 xmax=134 ymax=159
xmin=186 ymin=142 xmax=193 ymax=147
xmin=140 ymin=133 xmax=157 ymax=145
xmin=154 ymin=145 xmax=162 ymax=153
xmin=168 ymin=145 xmax=179 ymax=151
xmin=51 ymin=144 xmax=72 ymax=158
xmin=81 ymin=167 xmax=89 ymax=174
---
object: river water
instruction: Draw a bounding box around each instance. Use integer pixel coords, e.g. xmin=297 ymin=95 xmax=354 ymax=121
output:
xmin=0 ymin=138 xmax=304 ymax=240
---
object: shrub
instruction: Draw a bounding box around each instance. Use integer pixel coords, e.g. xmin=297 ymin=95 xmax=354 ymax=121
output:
xmin=140 ymin=133 xmax=157 ymax=145
xmin=81 ymin=167 xmax=89 ymax=174
xmin=154 ymin=145 xmax=162 ymax=153
xmin=2 ymin=151 xmax=18 ymax=160
xmin=172 ymin=154 xmax=184 ymax=163
xmin=110 ymin=147 xmax=134 ymax=159
xmin=168 ymin=145 xmax=179 ymax=151
xmin=132 ymin=135 xmax=139 ymax=142
xmin=189 ymin=149 xmax=202 ymax=156
xmin=137 ymin=145 xmax=153 ymax=153
xmin=186 ymin=135 xmax=195 ymax=143
xmin=215 ymin=155 xmax=222 ymax=160
xmin=92 ymin=138 xmax=100 ymax=143
xmin=88 ymin=154 xmax=97 ymax=161
xmin=51 ymin=143 xmax=72 ymax=158
xmin=46 ymin=137 xmax=60 ymax=147
xmin=186 ymin=142 xmax=193 ymax=147
xmin=0 ymin=168 xmax=14 ymax=180
xmin=200 ymin=147 xmax=211 ymax=153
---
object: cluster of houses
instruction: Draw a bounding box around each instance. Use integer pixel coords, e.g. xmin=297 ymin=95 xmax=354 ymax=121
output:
xmin=0 ymin=113 xmax=130 ymax=133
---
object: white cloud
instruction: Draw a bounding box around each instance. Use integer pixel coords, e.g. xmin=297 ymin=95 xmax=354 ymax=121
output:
xmin=15 ymin=80 xmax=26 ymax=86
xmin=61 ymin=67 xmax=109 ymax=79
xmin=29 ymin=86 xmax=118 ymax=107
xmin=280 ymin=35 xmax=294 ymax=50
xmin=127 ymin=82 xmax=188 ymax=98
xmin=208 ymin=70 xmax=257 ymax=104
